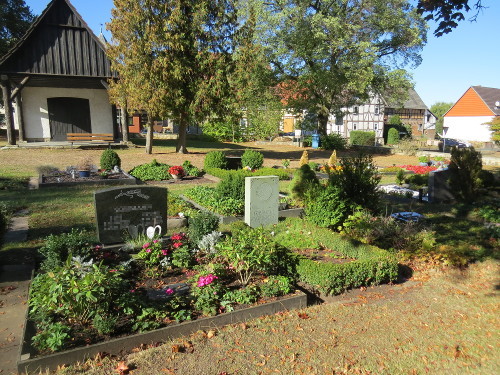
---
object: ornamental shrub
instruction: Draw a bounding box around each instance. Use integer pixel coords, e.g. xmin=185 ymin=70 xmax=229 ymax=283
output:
xmin=290 ymin=164 xmax=319 ymax=200
xmin=350 ymin=130 xmax=375 ymax=146
xmin=448 ymin=147 xmax=483 ymax=201
xmin=387 ymin=128 xmax=399 ymax=145
xmin=100 ymin=149 xmax=121 ymax=170
xmin=241 ymin=150 xmax=264 ymax=169
xmin=128 ymin=159 xmax=171 ymax=181
xmin=259 ymin=275 xmax=293 ymax=297
xmin=204 ymin=151 xmax=227 ymax=170
xmin=188 ymin=210 xmax=220 ymax=246
xmin=320 ymin=133 xmax=347 ymax=150
xmin=396 ymin=168 xmax=405 ymax=185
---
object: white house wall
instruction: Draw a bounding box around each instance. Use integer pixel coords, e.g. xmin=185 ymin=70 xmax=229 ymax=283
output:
xmin=19 ymin=87 xmax=113 ymax=140
xmin=443 ymin=116 xmax=493 ymax=142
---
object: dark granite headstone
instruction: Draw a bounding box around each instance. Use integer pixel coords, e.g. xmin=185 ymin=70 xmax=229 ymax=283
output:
xmin=428 ymin=169 xmax=454 ymax=203
xmin=94 ymin=186 xmax=167 ymax=244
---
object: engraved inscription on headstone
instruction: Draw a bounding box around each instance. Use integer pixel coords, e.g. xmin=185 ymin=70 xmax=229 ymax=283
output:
xmin=244 ymin=176 xmax=279 ymax=228
xmin=94 ymin=186 xmax=167 ymax=244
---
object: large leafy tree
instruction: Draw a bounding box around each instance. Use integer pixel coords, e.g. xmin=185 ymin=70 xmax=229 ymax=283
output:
xmin=417 ymin=0 xmax=485 ymax=36
xmin=247 ymin=0 xmax=426 ymax=135
xmin=430 ymin=101 xmax=453 ymax=137
xmin=0 ymin=0 xmax=34 ymax=58
xmin=485 ymin=116 xmax=500 ymax=144
xmin=107 ymin=0 xmax=237 ymax=154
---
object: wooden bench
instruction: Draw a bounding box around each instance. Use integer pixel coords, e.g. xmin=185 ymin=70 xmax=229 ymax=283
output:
xmin=67 ymin=133 xmax=114 ymax=147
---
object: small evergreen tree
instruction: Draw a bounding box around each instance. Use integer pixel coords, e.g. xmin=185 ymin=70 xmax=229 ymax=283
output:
xmin=299 ymin=151 xmax=309 ymax=167
xmin=387 ymin=128 xmax=400 ymax=145
xmin=448 ymin=147 xmax=483 ymax=202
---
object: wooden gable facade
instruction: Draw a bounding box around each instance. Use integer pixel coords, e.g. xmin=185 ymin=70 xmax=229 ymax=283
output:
xmin=0 ymin=0 xmax=119 ymax=144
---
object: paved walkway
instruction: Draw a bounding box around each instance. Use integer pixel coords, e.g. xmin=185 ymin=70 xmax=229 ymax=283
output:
xmin=0 ymin=214 xmax=32 ymax=375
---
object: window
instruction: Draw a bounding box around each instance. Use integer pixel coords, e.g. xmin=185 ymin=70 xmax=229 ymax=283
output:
xmin=375 ymin=106 xmax=379 ymax=115
xmin=335 ymin=116 xmax=343 ymax=125
xmin=374 ymin=123 xmax=378 ymax=130
xmin=353 ymin=106 xmax=359 ymax=114
xmin=418 ymin=124 xmax=423 ymax=131
xmin=353 ymin=123 xmax=357 ymax=130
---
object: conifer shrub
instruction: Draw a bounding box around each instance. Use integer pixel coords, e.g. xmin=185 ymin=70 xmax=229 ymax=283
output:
xmin=290 ymin=164 xmax=319 ymax=200
xmin=298 ymin=150 xmax=309 ymax=167
xmin=387 ymin=127 xmax=399 ymax=145
xmin=448 ymin=147 xmax=483 ymax=201
xmin=100 ymin=149 xmax=121 ymax=170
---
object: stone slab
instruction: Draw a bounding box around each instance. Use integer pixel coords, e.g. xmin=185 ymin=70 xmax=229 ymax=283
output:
xmin=244 ymin=176 xmax=279 ymax=228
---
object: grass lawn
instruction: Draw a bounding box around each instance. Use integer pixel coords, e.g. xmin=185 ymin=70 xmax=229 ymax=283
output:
xmin=1 ymin=138 xmax=499 ymax=374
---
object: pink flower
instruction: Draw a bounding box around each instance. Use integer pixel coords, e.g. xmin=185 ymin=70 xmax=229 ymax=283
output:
xmin=145 ymin=248 xmax=151 ymax=253
xmin=173 ymin=242 xmax=182 ymax=249
xmin=130 ymin=289 xmax=136 ymax=293
xmin=197 ymin=274 xmax=218 ymax=287
xmin=142 ymin=242 xmax=151 ymax=249
xmin=161 ymin=249 xmax=168 ymax=256
xmin=165 ymin=288 xmax=175 ymax=295
xmin=153 ymin=239 xmax=159 ymax=244
xmin=109 ymin=269 xmax=117 ymax=273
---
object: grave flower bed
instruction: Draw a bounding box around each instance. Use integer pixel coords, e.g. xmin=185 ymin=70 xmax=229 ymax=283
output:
xmin=26 ymin=226 xmax=300 ymax=357
xmin=398 ymin=165 xmax=438 ymax=174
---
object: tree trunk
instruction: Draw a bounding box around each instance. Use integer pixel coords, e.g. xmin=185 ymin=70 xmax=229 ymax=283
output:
xmin=15 ymin=95 xmax=25 ymax=142
xmin=317 ymin=113 xmax=328 ymax=136
xmin=176 ymin=112 xmax=189 ymax=154
xmin=1 ymin=77 xmax=15 ymax=145
xmin=145 ymin=116 xmax=153 ymax=154
xmin=121 ymin=104 xmax=129 ymax=143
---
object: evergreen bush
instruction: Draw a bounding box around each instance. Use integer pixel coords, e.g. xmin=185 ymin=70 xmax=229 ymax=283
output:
xmin=298 ymin=150 xmax=309 ymax=167
xmin=241 ymin=150 xmax=264 ymax=169
xmin=100 ymin=149 xmax=121 ymax=170
xmin=387 ymin=128 xmax=399 ymax=145
xmin=204 ymin=151 xmax=227 ymax=170
xmin=448 ymin=147 xmax=483 ymax=201
xmin=289 ymin=164 xmax=319 ymax=200
xmin=128 ymin=160 xmax=171 ymax=181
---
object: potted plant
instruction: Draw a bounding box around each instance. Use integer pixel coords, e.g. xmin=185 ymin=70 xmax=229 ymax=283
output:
xmin=99 ymin=170 xmax=109 ymax=179
xmin=77 ymin=156 xmax=93 ymax=178
xmin=168 ymin=165 xmax=185 ymax=180
xmin=418 ymin=155 xmax=430 ymax=166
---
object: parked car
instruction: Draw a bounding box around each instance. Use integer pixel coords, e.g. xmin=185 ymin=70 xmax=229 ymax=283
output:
xmin=438 ymin=138 xmax=471 ymax=151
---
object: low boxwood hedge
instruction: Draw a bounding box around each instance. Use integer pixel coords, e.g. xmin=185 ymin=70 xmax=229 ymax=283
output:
xmin=205 ymin=167 xmax=292 ymax=180
xmin=273 ymin=218 xmax=398 ymax=295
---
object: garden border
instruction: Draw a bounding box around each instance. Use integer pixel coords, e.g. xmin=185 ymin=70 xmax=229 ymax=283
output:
xmin=18 ymin=291 xmax=307 ymax=374
xmin=180 ymin=195 xmax=304 ymax=224
xmin=38 ymin=172 xmax=138 ymax=189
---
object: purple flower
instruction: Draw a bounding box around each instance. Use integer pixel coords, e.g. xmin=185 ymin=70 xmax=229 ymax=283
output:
xmin=165 ymin=288 xmax=175 ymax=295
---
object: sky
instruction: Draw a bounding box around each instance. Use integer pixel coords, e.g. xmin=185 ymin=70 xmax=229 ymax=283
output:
xmin=26 ymin=0 xmax=500 ymax=109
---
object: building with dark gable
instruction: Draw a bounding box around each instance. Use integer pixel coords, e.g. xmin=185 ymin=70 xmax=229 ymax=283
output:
xmin=0 ymin=0 xmax=120 ymax=144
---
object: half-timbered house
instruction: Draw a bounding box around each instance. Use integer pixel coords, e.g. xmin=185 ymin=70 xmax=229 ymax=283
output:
xmin=0 ymin=0 xmax=120 ymax=145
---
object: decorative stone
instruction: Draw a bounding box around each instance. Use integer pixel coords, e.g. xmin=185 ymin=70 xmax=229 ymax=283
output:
xmin=244 ymin=176 xmax=279 ymax=228
xmin=94 ymin=186 xmax=167 ymax=244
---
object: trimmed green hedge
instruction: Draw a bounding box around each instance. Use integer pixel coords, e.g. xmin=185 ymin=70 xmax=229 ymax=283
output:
xmin=274 ymin=218 xmax=398 ymax=295
xmin=350 ymin=130 xmax=375 ymax=146
xmin=205 ymin=167 xmax=292 ymax=180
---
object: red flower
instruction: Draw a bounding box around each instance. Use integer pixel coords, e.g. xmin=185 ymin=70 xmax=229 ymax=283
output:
xmin=168 ymin=166 xmax=185 ymax=176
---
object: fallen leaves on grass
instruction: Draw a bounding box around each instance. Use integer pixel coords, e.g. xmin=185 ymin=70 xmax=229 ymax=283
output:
xmin=115 ymin=361 xmax=130 ymax=375
xmin=298 ymin=312 xmax=310 ymax=319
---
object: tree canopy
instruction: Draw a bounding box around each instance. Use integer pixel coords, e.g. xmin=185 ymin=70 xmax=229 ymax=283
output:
xmin=244 ymin=0 xmax=426 ymax=135
xmin=0 ymin=0 xmax=34 ymax=58
xmin=417 ymin=0 xmax=485 ymax=37
xmin=430 ymin=101 xmax=454 ymax=137
xmin=107 ymin=0 xmax=238 ymax=154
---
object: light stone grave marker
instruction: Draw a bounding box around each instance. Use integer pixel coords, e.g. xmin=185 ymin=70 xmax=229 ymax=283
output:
xmin=94 ymin=186 xmax=167 ymax=244
xmin=244 ymin=176 xmax=279 ymax=228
